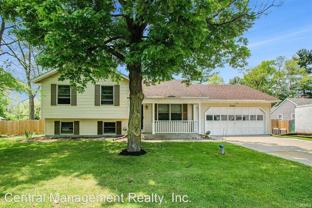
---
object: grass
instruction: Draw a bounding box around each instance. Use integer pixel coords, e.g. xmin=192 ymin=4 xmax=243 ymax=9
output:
xmin=274 ymin=134 xmax=312 ymax=142
xmin=0 ymin=137 xmax=311 ymax=208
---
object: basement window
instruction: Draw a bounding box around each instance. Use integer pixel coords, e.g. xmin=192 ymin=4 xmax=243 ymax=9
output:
xmin=103 ymin=122 xmax=116 ymax=134
xmin=61 ymin=122 xmax=74 ymax=134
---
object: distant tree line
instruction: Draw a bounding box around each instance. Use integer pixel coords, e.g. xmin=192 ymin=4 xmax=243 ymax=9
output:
xmin=230 ymin=49 xmax=312 ymax=100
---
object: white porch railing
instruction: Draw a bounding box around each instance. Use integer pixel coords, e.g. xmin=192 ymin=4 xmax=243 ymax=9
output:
xmin=154 ymin=120 xmax=198 ymax=133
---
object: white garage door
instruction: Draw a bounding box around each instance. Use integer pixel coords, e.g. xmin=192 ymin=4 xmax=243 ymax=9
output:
xmin=205 ymin=107 xmax=265 ymax=136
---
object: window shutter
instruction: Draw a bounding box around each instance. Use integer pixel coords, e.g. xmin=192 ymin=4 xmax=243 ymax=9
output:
xmin=95 ymin=85 xmax=101 ymax=106
xmin=182 ymin=104 xmax=188 ymax=120
xmin=97 ymin=121 xmax=103 ymax=135
xmin=114 ymin=85 xmax=120 ymax=106
xmin=51 ymin=84 xmax=57 ymax=106
xmin=116 ymin=121 xmax=122 ymax=135
xmin=54 ymin=121 xmax=60 ymax=135
xmin=71 ymin=87 xmax=77 ymax=106
xmin=74 ymin=121 xmax=80 ymax=135
xmin=154 ymin=104 xmax=158 ymax=120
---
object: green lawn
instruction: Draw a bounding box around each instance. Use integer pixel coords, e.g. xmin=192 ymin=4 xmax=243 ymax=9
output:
xmin=0 ymin=138 xmax=311 ymax=208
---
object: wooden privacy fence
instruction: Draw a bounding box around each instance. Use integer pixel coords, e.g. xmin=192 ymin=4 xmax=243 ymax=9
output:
xmin=271 ymin=119 xmax=294 ymax=135
xmin=0 ymin=120 xmax=45 ymax=135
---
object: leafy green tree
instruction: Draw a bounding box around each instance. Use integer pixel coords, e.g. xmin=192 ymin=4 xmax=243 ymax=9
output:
xmin=229 ymin=76 xmax=243 ymax=85
xmin=207 ymin=74 xmax=224 ymax=84
xmin=0 ymin=67 xmax=24 ymax=118
xmin=9 ymin=0 xmax=273 ymax=152
xmin=296 ymin=49 xmax=312 ymax=74
xmin=242 ymin=58 xmax=312 ymax=100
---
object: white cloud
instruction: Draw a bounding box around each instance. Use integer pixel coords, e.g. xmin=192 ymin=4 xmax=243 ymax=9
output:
xmin=249 ymin=26 xmax=312 ymax=48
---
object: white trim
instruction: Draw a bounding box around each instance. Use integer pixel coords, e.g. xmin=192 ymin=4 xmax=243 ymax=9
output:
xmin=198 ymin=103 xmax=202 ymax=134
xmin=152 ymin=103 xmax=155 ymax=134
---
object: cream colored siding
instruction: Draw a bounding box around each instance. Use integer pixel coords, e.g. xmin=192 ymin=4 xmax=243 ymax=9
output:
xmin=143 ymin=104 xmax=152 ymax=133
xmin=41 ymin=74 xmax=129 ymax=119
xmin=45 ymin=119 xmax=128 ymax=136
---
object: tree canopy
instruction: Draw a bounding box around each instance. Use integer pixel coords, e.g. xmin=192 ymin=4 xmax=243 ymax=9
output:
xmin=233 ymin=57 xmax=312 ymax=100
xmin=3 ymin=0 xmax=274 ymax=152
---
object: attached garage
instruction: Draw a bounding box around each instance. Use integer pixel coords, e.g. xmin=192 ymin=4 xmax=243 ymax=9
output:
xmin=205 ymin=107 xmax=266 ymax=136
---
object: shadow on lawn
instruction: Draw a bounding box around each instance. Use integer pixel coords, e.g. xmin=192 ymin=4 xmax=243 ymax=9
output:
xmin=0 ymin=139 xmax=311 ymax=207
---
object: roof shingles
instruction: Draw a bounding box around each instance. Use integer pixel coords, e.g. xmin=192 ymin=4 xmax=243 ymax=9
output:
xmin=143 ymin=80 xmax=277 ymax=101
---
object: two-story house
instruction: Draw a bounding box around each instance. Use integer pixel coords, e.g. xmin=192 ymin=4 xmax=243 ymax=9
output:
xmin=34 ymin=70 xmax=278 ymax=137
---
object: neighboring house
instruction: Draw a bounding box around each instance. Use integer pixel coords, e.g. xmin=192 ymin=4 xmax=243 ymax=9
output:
xmin=295 ymin=104 xmax=312 ymax=134
xmin=271 ymin=98 xmax=312 ymax=121
xmin=33 ymin=70 xmax=278 ymax=137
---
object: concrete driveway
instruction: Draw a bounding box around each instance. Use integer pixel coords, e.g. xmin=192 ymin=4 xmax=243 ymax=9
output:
xmin=224 ymin=136 xmax=312 ymax=166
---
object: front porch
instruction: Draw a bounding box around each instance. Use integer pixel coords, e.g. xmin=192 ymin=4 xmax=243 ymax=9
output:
xmin=142 ymin=103 xmax=201 ymax=134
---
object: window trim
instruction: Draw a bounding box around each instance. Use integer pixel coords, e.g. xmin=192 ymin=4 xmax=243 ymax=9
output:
xmin=101 ymin=85 xmax=114 ymax=105
xmin=103 ymin=122 xmax=117 ymax=135
xmin=156 ymin=104 xmax=183 ymax=121
xmin=57 ymin=85 xmax=71 ymax=105
xmin=60 ymin=121 xmax=74 ymax=135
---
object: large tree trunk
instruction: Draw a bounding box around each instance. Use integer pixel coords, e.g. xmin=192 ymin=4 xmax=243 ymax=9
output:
xmin=28 ymin=91 xmax=35 ymax=120
xmin=127 ymin=63 xmax=144 ymax=152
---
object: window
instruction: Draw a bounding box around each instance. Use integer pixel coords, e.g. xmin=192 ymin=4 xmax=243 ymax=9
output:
xmin=242 ymin=115 xmax=249 ymax=121
xmin=257 ymin=115 xmax=264 ymax=121
xmin=278 ymin=114 xmax=283 ymax=120
xmin=250 ymin=115 xmax=257 ymax=120
xmin=61 ymin=122 xmax=73 ymax=134
xmin=58 ymin=85 xmax=71 ymax=104
xmin=236 ymin=115 xmax=242 ymax=121
xmin=214 ymin=115 xmax=221 ymax=121
xmin=171 ymin=104 xmax=182 ymax=120
xmin=206 ymin=115 xmax=213 ymax=121
xmin=103 ymin=122 xmax=116 ymax=134
xmin=221 ymin=115 xmax=228 ymax=121
xmin=101 ymin=86 xmax=114 ymax=105
xmin=229 ymin=115 xmax=235 ymax=121
xmin=158 ymin=104 xmax=170 ymax=120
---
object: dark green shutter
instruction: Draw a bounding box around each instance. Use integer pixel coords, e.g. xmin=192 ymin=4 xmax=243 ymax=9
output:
xmin=116 ymin=121 xmax=122 ymax=135
xmin=54 ymin=121 xmax=60 ymax=135
xmin=51 ymin=84 xmax=57 ymax=105
xmin=182 ymin=104 xmax=188 ymax=120
xmin=114 ymin=85 xmax=120 ymax=106
xmin=154 ymin=104 xmax=158 ymax=120
xmin=97 ymin=121 xmax=103 ymax=135
xmin=95 ymin=85 xmax=101 ymax=106
xmin=74 ymin=121 xmax=79 ymax=135
xmin=71 ymin=87 xmax=77 ymax=106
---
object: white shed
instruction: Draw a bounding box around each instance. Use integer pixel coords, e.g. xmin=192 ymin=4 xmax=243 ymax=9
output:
xmin=295 ymin=104 xmax=312 ymax=134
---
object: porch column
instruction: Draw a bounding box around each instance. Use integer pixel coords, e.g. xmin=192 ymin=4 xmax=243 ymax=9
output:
xmin=152 ymin=103 xmax=155 ymax=134
xmin=198 ymin=103 xmax=202 ymax=134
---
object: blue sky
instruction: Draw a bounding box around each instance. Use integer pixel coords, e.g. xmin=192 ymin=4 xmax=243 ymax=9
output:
xmin=219 ymin=0 xmax=312 ymax=82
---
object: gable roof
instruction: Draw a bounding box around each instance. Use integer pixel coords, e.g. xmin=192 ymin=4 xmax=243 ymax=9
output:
xmin=288 ymin=98 xmax=312 ymax=106
xmin=33 ymin=69 xmax=129 ymax=83
xmin=143 ymin=80 xmax=278 ymax=102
